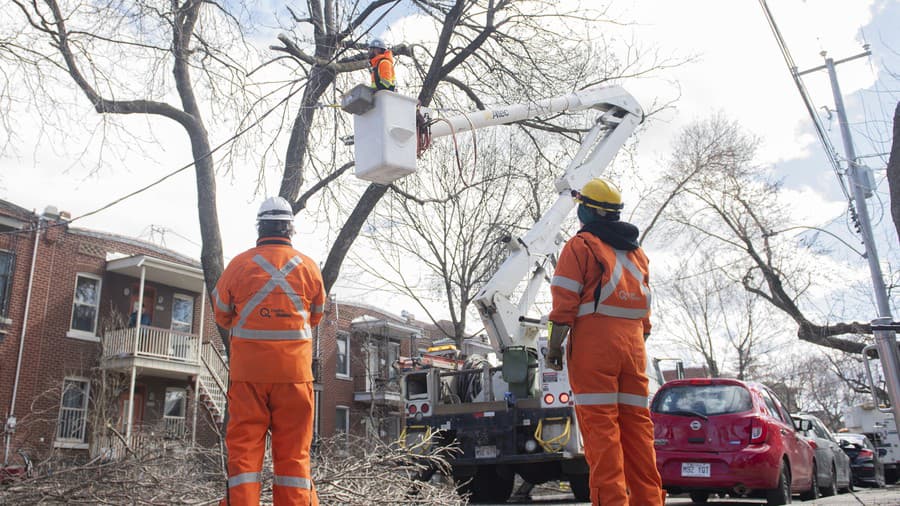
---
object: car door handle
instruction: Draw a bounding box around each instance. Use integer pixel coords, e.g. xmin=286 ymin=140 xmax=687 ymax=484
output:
xmin=781 ymin=428 xmax=788 ymax=435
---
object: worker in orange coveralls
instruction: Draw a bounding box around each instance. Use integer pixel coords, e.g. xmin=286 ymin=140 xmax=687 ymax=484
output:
xmin=214 ymin=196 xmax=325 ymax=506
xmin=545 ymin=178 xmax=664 ymax=506
xmin=368 ymin=38 xmax=396 ymax=91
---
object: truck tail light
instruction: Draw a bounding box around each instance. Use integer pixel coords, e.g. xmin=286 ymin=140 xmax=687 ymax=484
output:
xmin=559 ymin=392 xmax=570 ymax=404
xmin=543 ymin=393 xmax=555 ymax=405
xmin=408 ymin=404 xmax=417 ymax=415
xmin=421 ymin=403 xmax=430 ymax=414
xmin=750 ymin=417 xmax=767 ymax=444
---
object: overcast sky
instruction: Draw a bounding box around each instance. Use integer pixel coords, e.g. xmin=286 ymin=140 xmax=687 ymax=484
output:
xmin=1 ymin=0 xmax=897 ymax=326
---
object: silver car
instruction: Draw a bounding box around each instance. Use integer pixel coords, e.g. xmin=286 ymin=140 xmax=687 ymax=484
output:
xmin=792 ymin=413 xmax=853 ymax=495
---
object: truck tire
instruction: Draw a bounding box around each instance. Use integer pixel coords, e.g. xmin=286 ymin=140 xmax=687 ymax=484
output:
xmin=885 ymin=467 xmax=898 ymax=485
xmin=766 ymin=462 xmax=791 ymax=505
xmin=569 ymin=474 xmax=590 ymax=502
xmin=459 ymin=466 xmax=514 ymax=503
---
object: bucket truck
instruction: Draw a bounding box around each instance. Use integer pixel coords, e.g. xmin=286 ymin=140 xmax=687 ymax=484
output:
xmin=345 ymin=85 xmax=670 ymax=502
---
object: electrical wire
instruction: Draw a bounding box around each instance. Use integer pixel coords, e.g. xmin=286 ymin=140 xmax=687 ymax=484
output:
xmin=757 ymin=0 xmax=853 ymax=205
xmin=1 ymin=1 xmax=404 ymax=238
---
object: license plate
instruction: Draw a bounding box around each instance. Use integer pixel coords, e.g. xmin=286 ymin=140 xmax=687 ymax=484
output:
xmin=475 ymin=445 xmax=499 ymax=459
xmin=681 ymin=462 xmax=710 ymax=478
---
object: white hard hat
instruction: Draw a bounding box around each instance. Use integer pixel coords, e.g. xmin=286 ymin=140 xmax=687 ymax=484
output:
xmin=257 ymin=196 xmax=294 ymax=221
xmin=368 ymin=38 xmax=388 ymax=50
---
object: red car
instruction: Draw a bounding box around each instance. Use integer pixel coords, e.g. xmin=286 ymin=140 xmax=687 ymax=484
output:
xmin=651 ymin=378 xmax=816 ymax=505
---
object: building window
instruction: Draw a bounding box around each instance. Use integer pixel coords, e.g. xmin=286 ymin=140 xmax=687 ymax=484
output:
xmin=336 ymin=332 xmax=350 ymax=378
xmin=70 ymin=274 xmax=102 ymax=335
xmin=163 ymin=388 xmax=187 ymax=438
xmin=171 ymin=294 xmax=194 ymax=333
xmin=57 ymin=378 xmax=90 ymax=443
xmin=335 ymin=406 xmax=350 ymax=436
xmin=0 ymin=251 xmax=12 ymax=318
xmin=388 ymin=341 xmax=401 ymax=379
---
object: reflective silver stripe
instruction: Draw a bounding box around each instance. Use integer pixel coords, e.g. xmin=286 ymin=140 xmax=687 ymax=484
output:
xmin=616 ymin=250 xmax=647 ymax=294
xmin=574 ymin=393 xmax=618 ymax=405
xmin=237 ymin=255 xmax=309 ymax=328
xmin=597 ymin=258 xmax=623 ymax=302
xmin=551 ymin=275 xmax=583 ymax=294
xmin=618 ymin=393 xmax=649 ymax=408
xmin=232 ymin=327 xmax=312 ymax=340
xmin=576 ymin=302 xmax=596 ymax=317
xmin=575 ymin=249 xmax=650 ymax=321
xmin=212 ymin=288 xmax=232 ymax=312
xmin=310 ymin=303 xmax=325 ymax=314
xmin=574 ymin=392 xmax=649 ymax=407
xmin=273 ymin=475 xmax=311 ymax=489
xmin=595 ymin=304 xmax=649 ymax=319
xmin=228 ymin=472 xmax=261 ymax=488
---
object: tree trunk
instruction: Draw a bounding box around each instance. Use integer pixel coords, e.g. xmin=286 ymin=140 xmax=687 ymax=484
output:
xmin=888 ymin=101 xmax=900 ymax=245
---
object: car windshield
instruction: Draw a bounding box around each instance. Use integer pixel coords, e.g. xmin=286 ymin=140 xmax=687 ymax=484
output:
xmin=652 ymin=384 xmax=752 ymax=416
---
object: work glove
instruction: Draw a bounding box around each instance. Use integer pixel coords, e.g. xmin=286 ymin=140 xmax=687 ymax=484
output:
xmin=545 ymin=322 xmax=570 ymax=371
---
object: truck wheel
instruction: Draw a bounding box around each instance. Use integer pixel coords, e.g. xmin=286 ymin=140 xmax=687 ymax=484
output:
xmin=766 ymin=462 xmax=791 ymax=505
xmin=569 ymin=474 xmax=590 ymax=502
xmin=459 ymin=466 xmax=514 ymax=503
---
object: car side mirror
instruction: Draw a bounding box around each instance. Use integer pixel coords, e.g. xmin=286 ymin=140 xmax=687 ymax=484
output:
xmin=794 ymin=419 xmax=812 ymax=432
xmin=839 ymin=439 xmax=849 ymax=448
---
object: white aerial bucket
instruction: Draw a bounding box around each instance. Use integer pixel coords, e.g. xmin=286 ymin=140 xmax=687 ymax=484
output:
xmin=353 ymin=90 xmax=418 ymax=185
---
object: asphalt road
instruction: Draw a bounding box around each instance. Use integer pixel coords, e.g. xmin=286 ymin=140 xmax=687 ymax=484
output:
xmin=487 ymin=483 xmax=900 ymax=505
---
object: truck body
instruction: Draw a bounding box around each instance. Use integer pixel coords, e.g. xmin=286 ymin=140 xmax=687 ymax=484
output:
xmin=844 ymin=403 xmax=900 ymax=483
xmin=359 ymin=85 xmax=660 ymax=502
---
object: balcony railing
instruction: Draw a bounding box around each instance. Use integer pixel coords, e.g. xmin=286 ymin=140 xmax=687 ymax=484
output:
xmin=163 ymin=416 xmax=186 ymax=439
xmin=103 ymin=326 xmax=200 ymax=363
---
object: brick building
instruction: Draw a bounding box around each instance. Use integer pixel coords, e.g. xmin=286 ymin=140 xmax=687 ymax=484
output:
xmin=312 ymin=299 xmax=439 ymax=442
xmin=0 ymin=200 xmax=226 ymax=464
xmin=0 ymin=197 xmax=445 ymax=465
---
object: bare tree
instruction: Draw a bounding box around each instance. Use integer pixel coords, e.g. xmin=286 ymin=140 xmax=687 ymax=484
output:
xmin=889 ymin=101 xmax=900 ymax=245
xmin=660 ymin=114 xmax=874 ymax=354
xmin=268 ymin=0 xmax=681 ymax=294
xmin=354 ymin=131 xmax=540 ymax=344
xmin=3 ymin=0 xmax=260 ymax=338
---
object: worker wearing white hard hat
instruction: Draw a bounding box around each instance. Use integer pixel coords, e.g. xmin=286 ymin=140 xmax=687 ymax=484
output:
xmin=367 ymin=38 xmax=396 ymax=91
xmin=215 ymin=196 xmax=325 ymax=505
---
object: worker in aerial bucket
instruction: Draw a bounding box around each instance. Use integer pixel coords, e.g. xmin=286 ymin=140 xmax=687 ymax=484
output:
xmin=545 ymin=178 xmax=663 ymax=506
xmin=214 ymin=196 xmax=326 ymax=506
xmin=368 ymin=38 xmax=396 ymax=92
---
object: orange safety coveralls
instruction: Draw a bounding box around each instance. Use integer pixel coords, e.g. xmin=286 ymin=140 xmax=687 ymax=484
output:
xmin=549 ymin=230 xmax=663 ymax=506
xmin=369 ymin=50 xmax=396 ymax=91
xmin=213 ymin=236 xmax=326 ymax=506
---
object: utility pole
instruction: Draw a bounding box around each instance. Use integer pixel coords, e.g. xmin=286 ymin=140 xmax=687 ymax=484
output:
xmin=799 ymin=50 xmax=900 ymax=428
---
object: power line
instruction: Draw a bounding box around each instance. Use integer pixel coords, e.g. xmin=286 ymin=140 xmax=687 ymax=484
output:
xmin=1 ymin=1 xmax=403 ymax=238
xmin=757 ymin=0 xmax=853 ymax=204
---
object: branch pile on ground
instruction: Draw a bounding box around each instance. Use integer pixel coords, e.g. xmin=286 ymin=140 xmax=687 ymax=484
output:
xmin=1 ymin=433 xmax=462 ymax=505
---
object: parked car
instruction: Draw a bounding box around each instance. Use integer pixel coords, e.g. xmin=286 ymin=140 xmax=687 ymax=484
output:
xmin=836 ymin=432 xmax=886 ymax=488
xmin=791 ymin=413 xmax=853 ymax=495
xmin=651 ymin=378 xmax=816 ymax=505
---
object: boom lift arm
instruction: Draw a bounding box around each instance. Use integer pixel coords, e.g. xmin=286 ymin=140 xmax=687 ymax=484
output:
xmin=427 ymin=86 xmax=643 ymax=351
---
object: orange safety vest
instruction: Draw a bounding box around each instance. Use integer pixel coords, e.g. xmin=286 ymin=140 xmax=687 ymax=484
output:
xmin=213 ymin=237 xmax=325 ymax=383
xmin=370 ymin=50 xmax=396 ymax=91
xmin=549 ymin=231 xmax=651 ymax=331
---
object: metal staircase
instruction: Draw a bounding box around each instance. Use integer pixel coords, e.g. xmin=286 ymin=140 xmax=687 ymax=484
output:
xmin=198 ymin=342 xmax=229 ymax=423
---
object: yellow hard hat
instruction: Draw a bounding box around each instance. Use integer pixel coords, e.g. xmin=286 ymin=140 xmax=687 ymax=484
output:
xmin=573 ymin=178 xmax=623 ymax=212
